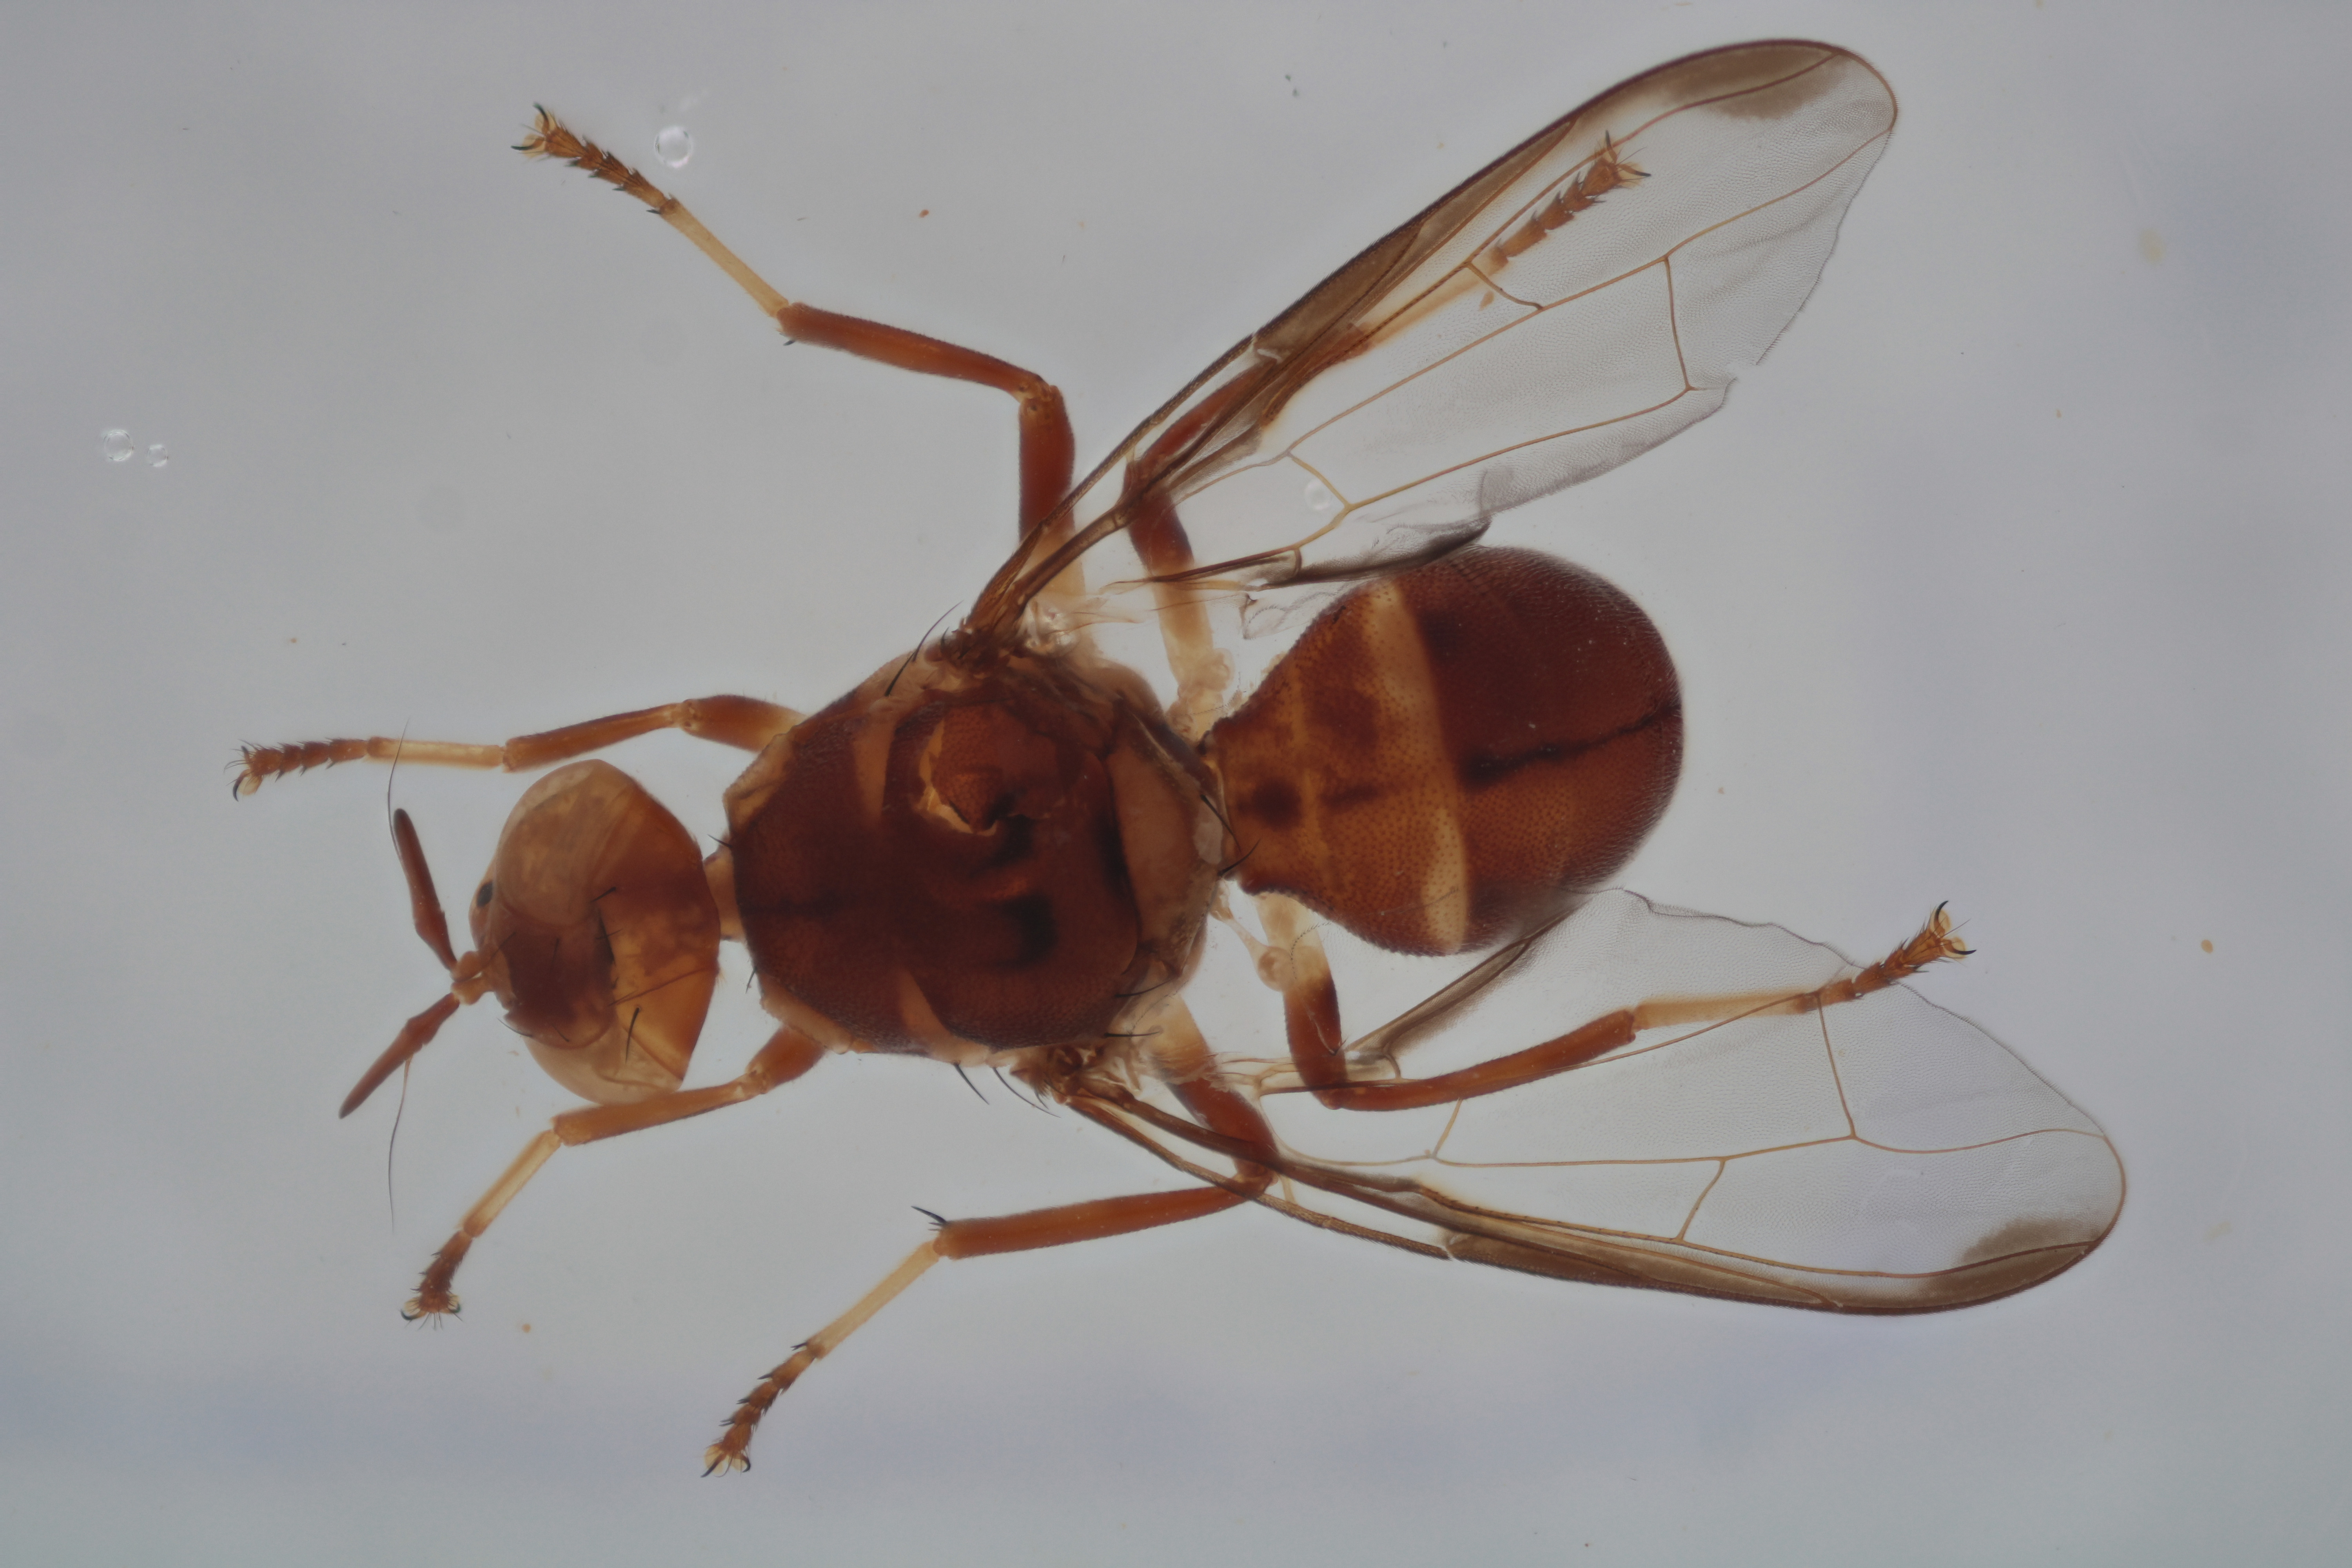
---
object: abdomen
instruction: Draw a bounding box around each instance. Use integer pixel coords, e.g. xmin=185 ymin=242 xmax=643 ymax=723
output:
xmin=1207 ymin=546 xmax=1681 ymax=955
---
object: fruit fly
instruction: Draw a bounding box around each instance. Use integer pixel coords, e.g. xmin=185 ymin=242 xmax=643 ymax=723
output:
xmin=238 ymin=42 xmax=2123 ymax=1474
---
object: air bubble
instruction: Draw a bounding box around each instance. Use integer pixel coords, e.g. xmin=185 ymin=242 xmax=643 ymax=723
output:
xmin=1302 ymin=478 xmax=1336 ymax=513
xmin=145 ymin=443 xmax=170 ymax=468
xmin=654 ymin=125 xmax=694 ymax=169
xmin=100 ymin=429 xmax=134 ymax=463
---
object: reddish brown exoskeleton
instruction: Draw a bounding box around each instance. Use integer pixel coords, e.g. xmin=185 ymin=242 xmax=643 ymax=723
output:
xmin=238 ymin=42 xmax=2122 ymax=1474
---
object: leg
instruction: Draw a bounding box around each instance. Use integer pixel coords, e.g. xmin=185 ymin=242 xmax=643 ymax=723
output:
xmin=521 ymin=112 xmax=1076 ymax=542
xmin=1126 ymin=486 xmax=1234 ymax=740
xmin=1230 ymin=890 xmax=1519 ymax=1107
xmin=405 ymin=1025 xmax=828 ymax=1317
xmin=702 ymin=1075 xmax=1275 ymax=1475
xmin=1251 ymin=893 xmax=1348 ymax=1105
xmin=235 ymin=693 xmax=800 ymax=795
xmin=1250 ymin=906 xmax=1973 ymax=1112
xmin=991 ymin=380 xmax=1259 ymax=733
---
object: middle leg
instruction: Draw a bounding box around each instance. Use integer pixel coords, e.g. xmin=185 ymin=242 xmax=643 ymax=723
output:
xmin=701 ymin=1072 xmax=1275 ymax=1474
xmin=519 ymin=110 xmax=1076 ymax=544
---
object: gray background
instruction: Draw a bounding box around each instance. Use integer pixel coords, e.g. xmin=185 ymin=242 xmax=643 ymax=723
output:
xmin=4 ymin=2 xmax=2344 ymax=1563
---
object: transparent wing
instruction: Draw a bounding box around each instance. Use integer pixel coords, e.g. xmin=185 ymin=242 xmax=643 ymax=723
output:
xmin=975 ymin=41 xmax=1896 ymax=635
xmin=1139 ymin=893 xmax=2122 ymax=1312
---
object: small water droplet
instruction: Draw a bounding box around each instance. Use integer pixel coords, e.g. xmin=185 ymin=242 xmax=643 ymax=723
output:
xmin=100 ymin=428 xmax=134 ymax=463
xmin=1302 ymin=478 xmax=1336 ymax=513
xmin=654 ymin=125 xmax=694 ymax=169
xmin=145 ymin=443 xmax=170 ymax=468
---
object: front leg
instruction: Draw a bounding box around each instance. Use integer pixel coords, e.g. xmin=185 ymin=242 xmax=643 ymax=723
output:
xmin=405 ymin=1026 xmax=827 ymax=1317
xmin=235 ymin=693 xmax=800 ymax=795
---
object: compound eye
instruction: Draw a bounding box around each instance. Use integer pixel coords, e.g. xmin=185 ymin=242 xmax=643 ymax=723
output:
xmin=475 ymin=880 xmax=494 ymax=908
